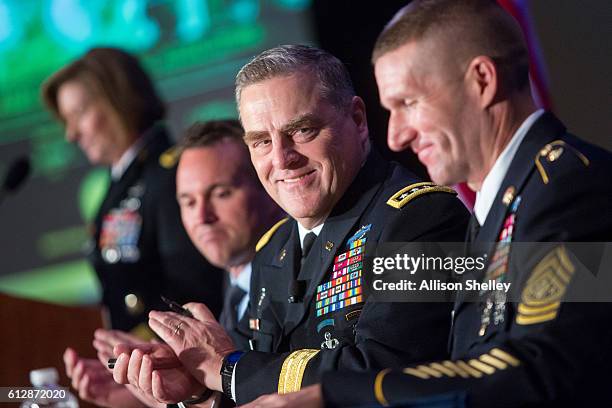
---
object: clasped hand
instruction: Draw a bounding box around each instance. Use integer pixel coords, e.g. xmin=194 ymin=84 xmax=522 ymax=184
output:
xmin=113 ymin=302 xmax=235 ymax=402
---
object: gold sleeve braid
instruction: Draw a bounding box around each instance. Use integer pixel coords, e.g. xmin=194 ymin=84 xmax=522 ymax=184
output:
xmin=373 ymin=348 xmax=522 ymax=404
xmin=277 ymin=349 xmax=320 ymax=394
xmin=374 ymin=368 xmax=391 ymax=406
xmin=399 ymin=348 xmax=520 ymax=381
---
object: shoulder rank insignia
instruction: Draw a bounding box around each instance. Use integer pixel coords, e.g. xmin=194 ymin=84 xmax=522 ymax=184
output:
xmin=386 ymin=182 xmax=456 ymax=209
xmin=535 ymin=140 xmax=590 ymax=184
xmin=159 ymin=146 xmax=179 ymax=169
xmin=516 ymin=245 xmax=575 ymax=325
xmin=255 ymin=217 xmax=289 ymax=252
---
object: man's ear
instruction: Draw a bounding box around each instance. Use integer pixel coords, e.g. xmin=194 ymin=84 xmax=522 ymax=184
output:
xmin=349 ymin=96 xmax=369 ymax=150
xmin=466 ymin=56 xmax=498 ymax=109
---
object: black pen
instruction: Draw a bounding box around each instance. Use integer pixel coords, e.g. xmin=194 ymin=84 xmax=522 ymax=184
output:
xmin=161 ymin=295 xmax=194 ymax=318
xmin=107 ymin=296 xmax=193 ymax=369
xmin=108 ymin=357 xmax=180 ymax=370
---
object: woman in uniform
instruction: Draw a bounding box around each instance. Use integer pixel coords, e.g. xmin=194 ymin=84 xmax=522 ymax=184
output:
xmin=41 ymin=47 xmax=223 ymax=332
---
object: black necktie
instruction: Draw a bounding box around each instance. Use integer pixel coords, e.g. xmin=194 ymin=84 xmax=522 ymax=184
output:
xmin=301 ymin=232 xmax=317 ymax=268
xmin=219 ymin=284 xmax=246 ymax=332
xmin=288 ymin=232 xmax=317 ymax=303
xmin=468 ymin=213 xmax=481 ymax=243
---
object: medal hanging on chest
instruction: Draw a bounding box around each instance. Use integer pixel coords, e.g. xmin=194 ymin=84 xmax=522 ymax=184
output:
xmin=479 ymin=196 xmax=521 ymax=336
xmin=99 ymin=184 xmax=144 ymax=264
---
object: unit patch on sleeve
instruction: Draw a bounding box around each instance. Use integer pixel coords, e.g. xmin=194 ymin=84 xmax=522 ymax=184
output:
xmin=516 ymin=245 xmax=575 ymax=325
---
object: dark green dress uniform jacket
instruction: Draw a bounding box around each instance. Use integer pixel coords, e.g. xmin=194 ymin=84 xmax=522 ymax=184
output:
xmin=322 ymin=113 xmax=612 ymax=407
xmin=89 ymin=125 xmax=224 ymax=331
xmin=233 ymin=150 xmax=470 ymax=404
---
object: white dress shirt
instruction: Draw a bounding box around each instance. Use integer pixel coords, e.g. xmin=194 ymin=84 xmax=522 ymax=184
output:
xmin=110 ymin=136 xmax=147 ymax=181
xmin=297 ymin=222 xmax=324 ymax=248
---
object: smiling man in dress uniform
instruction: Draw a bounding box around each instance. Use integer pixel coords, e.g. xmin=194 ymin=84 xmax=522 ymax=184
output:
xmin=241 ymin=1 xmax=612 ymax=407
xmin=110 ymin=44 xmax=470 ymax=406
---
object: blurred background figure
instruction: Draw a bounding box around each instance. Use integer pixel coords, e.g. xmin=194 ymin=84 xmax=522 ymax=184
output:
xmin=41 ymin=47 xmax=224 ymax=333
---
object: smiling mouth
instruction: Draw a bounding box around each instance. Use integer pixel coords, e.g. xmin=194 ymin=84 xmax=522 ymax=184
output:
xmin=281 ymin=169 xmax=316 ymax=184
xmin=414 ymin=143 xmax=434 ymax=158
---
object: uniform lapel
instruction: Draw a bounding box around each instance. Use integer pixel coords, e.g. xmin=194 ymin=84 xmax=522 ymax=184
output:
xmin=260 ymin=223 xmax=301 ymax=330
xmin=99 ymin=159 xmax=144 ymax=213
xmin=93 ymin=126 xmax=170 ymax=239
xmin=453 ymin=112 xmax=566 ymax=318
xmin=281 ymin=212 xmax=368 ymax=337
xmin=282 ymin=151 xmax=389 ymax=338
xmin=94 ymin=158 xmax=145 ymax=241
xmin=476 ymin=112 xmax=565 ymax=245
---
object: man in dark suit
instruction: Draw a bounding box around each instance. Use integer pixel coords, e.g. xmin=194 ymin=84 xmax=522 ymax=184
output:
xmin=240 ymin=1 xmax=612 ymax=407
xmin=111 ymin=45 xmax=470 ymax=405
